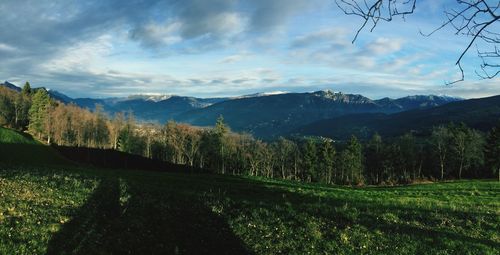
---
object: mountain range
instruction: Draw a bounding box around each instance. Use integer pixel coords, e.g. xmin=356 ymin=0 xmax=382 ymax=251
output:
xmin=295 ymin=95 xmax=500 ymax=140
xmin=5 ymin=80 xmax=493 ymax=139
xmin=175 ymin=90 xmax=461 ymax=137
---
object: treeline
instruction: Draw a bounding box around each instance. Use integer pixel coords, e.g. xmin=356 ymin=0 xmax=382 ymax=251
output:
xmin=1 ymin=82 xmax=499 ymax=184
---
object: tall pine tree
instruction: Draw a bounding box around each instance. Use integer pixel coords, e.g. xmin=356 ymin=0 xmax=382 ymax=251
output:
xmin=28 ymin=89 xmax=51 ymax=139
xmin=485 ymin=122 xmax=500 ymax=181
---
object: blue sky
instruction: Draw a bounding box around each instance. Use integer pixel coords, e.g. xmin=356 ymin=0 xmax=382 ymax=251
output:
xmin=0 ymin=0 xmax=498 ymax=99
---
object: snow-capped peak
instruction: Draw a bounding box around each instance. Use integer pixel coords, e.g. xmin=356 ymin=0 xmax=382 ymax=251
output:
xmin=126 ymin=94 xmax=175 ymax=102
xmin=234 ymin=91 xmax=289 ymax=99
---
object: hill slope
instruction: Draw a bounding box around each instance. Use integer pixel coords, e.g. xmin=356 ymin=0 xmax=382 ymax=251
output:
xmin=295 ymin=95 xmax=500 ymax=140
xmin=0 ymin=127 xmax=70 ymax=165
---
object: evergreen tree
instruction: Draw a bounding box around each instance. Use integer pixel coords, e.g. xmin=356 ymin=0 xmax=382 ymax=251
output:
xmin=365 ymin=133 xmax=384 ymax=184
xmin=0 ymin=88 xmax=15 ymax=127
xmin=22 ymin=82 xmax=32 ymax=96
xmin=301 ymin=139 xmax=317 ymax=182
xmin=485 ymin=122 xmax=500 ymax=181
xmin=398 ymin=133 xmax=418 ymax=182
xmin=339 ymin=136 xmax=364 ymax=185
xmin=214 ymin=115 xmax=229 ymax=174
xmin=319 ymin=140 xmax=336 ymax=184
xmin=28 ymin=89 xmax=51 ymax=139
xmin=13 ymin=92 xmax=30 ymax=130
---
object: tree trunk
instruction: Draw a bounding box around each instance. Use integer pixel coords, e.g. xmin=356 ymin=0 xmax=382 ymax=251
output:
xmin=459 ymin=159 xmax=463 ymax=179
xmin=294 ymin=157 xmax=298 ymax=181
xmin=440 ymin=162 xmax=444 ymax=180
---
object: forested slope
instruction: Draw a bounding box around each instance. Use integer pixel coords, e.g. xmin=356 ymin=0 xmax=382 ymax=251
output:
xmin=295 ymin=95 xmax=500 ymax=140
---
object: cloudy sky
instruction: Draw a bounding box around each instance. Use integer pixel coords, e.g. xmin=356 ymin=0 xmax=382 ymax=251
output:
xmin=0 ymin=0 xmax=498 ymax=99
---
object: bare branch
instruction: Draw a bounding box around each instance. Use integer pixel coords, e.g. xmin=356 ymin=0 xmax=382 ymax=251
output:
xmin=336 ymin=0 xmax=500 ymax=81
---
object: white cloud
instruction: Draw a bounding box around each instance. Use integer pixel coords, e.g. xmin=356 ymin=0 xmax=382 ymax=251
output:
xmin=366 ymin=37 xmax=404 ymax=55
xmin=219 ymin=53 xmax=249 ymax=64
xmin=0 ymin=43 xmax=16 ymax=52
xmin=291 ymin=28 xmax=348 ymax=48
xmin=42 ymin=35 xmax=113 ymax=72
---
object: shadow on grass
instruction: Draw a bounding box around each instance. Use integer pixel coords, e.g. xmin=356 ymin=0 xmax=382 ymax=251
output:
xmin=46 ymin=176 xmax=252 ymax=255
xmin=39 ymin=167 xmax=497 ymax=254
xmin=53 ymin=145 xmax=199 ymax=173
xmin=0 ymin=143 xmax=71 ymax=166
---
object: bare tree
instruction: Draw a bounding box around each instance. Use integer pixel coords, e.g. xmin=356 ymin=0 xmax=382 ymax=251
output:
xmin=336 ymin=0 xmax=499 ymax=83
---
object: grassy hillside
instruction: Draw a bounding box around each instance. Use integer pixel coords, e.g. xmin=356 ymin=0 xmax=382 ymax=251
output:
xmin=0 ymin=164 xmax=498 ymax=254
xmin=0 ymin=127 xmax=38 ymax=144
xmin=0 ymin=127 xmax=70 ymax=165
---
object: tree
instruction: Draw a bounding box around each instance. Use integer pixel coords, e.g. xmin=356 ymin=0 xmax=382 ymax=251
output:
xmin=13 ymin=91 xmax=30 ymax=130
xmin=336 ymin=0 xmax=500 ymax=82
xmin=398 ymin=133 xmax=418 ymax=182
xmin=301 ymin=139 xmax=318 ymax=182
xmin=51 ymin=104 xmax=76 ymax=145
xmin=0 ymin=87 xmax=15 ymax=127
xmin=274 ymin=137 xmax=295 ymax=180
xmin=119 ymin=112 xmax=142 ymax=154
xmin=485 ymin=122 xmax=500 ymax=181
xmin=110 ymin=112 xmax=125 ymax=150
xmin=214 ymin=115 xmax=229 ymax=174
xmin=181 ymin=125 xmax=201 ymax=168
xmin=43 ymin=100 xmax=57 ymax=144
xmin=449 ymin=124 xmax=485 ymax=179
xmin=28 ymin=89 xmax=51 ymax=139
xmin=466 ymin=129 xmax=485 ymax=178
xmin=339 ymin=135 xmax=364 ymax=185
xmin=319 ymin=139 xmax=336 ymax=184
xmin=92 ymin=104 xmax=110 ymax=148
xmin=22 ymin=82 xmax=32 ymax=96
xmin=365 ymin=133 xmax=384 ymax=184
xmin=431 ymin=126 xmax=452 ymax=180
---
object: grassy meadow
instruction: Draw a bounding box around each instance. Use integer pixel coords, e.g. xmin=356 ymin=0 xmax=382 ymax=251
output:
xmin=0 ymin=164 xmax=498 ymax=254
xmin=0 ymin=127 xmax=499 ymax=254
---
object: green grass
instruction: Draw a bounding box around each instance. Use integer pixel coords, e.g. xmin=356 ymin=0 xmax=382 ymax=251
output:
xmin=0 ymin=127 xmax=37 ymax=144
xmin=0 ymin=127 xmax=71 ymax=166
xmin=0 ymin=164 xmax=498 ymax=254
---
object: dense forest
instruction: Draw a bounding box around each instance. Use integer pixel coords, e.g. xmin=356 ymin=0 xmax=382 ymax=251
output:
xmin=1 ymin=82 xmax=499 ymax=184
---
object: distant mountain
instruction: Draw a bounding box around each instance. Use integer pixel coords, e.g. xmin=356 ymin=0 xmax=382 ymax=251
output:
xmin=0 ymin=81 xmax=230 ymax=122
xmin=1 ymin=81 xmax=60 ymax=97
xmin=374 ymin=95 xmax=462 ymax=111
xmin=295 ymin=95 xmax=500 ymax=140
xmin=60 ymin=94 xmax=229 ymax=123
xmin=47 ymin=90 xmax=74 ymax=103
xmin=1 ymin=81 xmax=464 ymax=137
xmin=103 ymin=96 xmax=228 ymax=122
xmin=233 ymin=91 xmax=290 ymax=99
xmin=176 ymin=90 xmax=461 ymax=138
xmin=1 ymin=81 xmax=21 ymax=92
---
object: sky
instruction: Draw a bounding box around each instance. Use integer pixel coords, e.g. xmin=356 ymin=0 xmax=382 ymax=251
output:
xmin=0 ymin=0 xmax=498 ymax=99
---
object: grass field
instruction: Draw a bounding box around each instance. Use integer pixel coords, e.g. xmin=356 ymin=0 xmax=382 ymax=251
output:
xmin=0 ymin=164 xmax=498 ymax=254
xmin=0 ymin=127 xmax=499 ymax=254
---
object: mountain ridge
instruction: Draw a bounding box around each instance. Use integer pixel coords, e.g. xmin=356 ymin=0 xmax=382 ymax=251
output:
xmin=1 ymin=81 xmax=463 ymax=137
xmin=294 ymin=94 xmax=500 ymax=140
